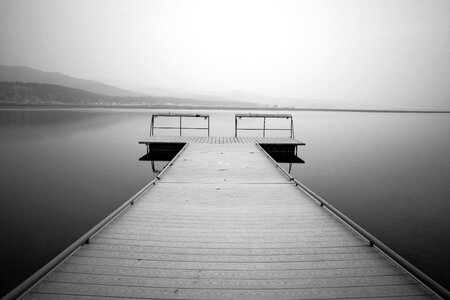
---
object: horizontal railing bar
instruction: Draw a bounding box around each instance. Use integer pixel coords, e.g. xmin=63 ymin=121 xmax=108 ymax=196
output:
xmin=153 ymin=114 xmax=209 ymax=118
xmin=152 ymin=126 xmax=209 ymax=130
xmin=235 ymin=114 xmax=292 ymax=118
xmin=236 ymin=128 xmax=292 ymax=131
xmin=5 ymin=144 xmax=189 ymax=300
xmin=255 ymin=143 xmax=448 ymax=300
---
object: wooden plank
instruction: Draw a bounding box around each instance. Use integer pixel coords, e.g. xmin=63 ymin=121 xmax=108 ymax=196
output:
xmin=115 ymin=210 xmax=338 ymax=218
xmin=29 ymin=282 xmax=431 ymax=299
xmin=56 ymin=263 xmax=405 ymax=280
xmin=96 ymin=221 xmax=353 ymax=230
xmin=101 ymin=222 xmax=351 ymax=231
xmin=65 ymin=256 xmax=392 ymax=270
xmin=103 ymin=225 xmax=355 ymax=236
xmin=73 ymin=249 xmax=384 ymax=263
xmin=119 ymin=208 xmax=336 ymax=218
xmin=89 ymin=237 xmax=367 ymax=249
xmin=95 ymin=230 xmax=358 ymax=241
xmin=106 ymin=220 xmax=343 ymax=228
xmin=44 ymin=272 xmax=416 ymax=290
xmin=111 ymin=213 xmax=344 ymax=223
xmin=116 ymin=214 xmax=343 ymax=224
xmin=24 ymin=293 xmax=435 ymax=300
xmin=109 ymin=213 xmax=343 ymax=223
xmin=119 ymin=208 xmax=330 ymax=215
xmin=98 ymin=225 xmax=353 ymax=237
xmin=81 ymin=244 xmax=377 ymax=256
xmin=97 ymin=220 xmax=356 ymax=229
xmin=92 ymin=232 xmax=365 ymax=244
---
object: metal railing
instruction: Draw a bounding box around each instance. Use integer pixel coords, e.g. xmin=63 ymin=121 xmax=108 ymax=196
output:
xmin=150 ymin=113 xmax=210 ymax=136
xmin=4 ymin=143 xmax=189 ymax=300
xmin=256 ymin=143 xmax=449 ymax=300
xmin=235 ymin=113 xmax=294 ymax=138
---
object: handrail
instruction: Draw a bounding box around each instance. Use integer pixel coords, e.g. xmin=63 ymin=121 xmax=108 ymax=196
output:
xmin=256 ymin=143 xmax=449 ymax=300
xmin=4 ymin=143 xmax=189 ymax=300
xmin=235 ymin=113 xmax=294 ymax=138
xmin=150 ymin=113 xmax=210 ymax=136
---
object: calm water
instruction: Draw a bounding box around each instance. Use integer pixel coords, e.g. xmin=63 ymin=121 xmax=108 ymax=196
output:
xmin=0 ymin=108 xmax=449 ymax=296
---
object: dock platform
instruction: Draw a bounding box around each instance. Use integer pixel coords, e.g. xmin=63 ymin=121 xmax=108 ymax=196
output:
xmin=19 ymin=138 xmax=440 ymax=299
xmin=138 ymin=135 xmax=305 ymax=145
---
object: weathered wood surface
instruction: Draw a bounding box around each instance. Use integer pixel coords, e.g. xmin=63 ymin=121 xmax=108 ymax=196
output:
xmin=24 ymin=143 xmax=436 ymax=299
xmin=139 ymin=135 xmax=305 ymax=145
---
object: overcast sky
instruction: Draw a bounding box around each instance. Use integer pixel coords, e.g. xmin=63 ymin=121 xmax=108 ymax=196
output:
xmin=0 ymin=0 xmax=449 ymax=109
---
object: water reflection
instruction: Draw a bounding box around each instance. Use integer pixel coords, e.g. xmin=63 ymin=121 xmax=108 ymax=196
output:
xmin=139 ymin=142 xmax=185 ymax=173
xmin=268 ymin=153 xmax=304 ymax=173
xmin=259 ymin=143 xmax=305 ymax=173
xmin=0 ymin=109 xmax=156 ymax=297
xmin=139 ymin=152 xmax=174 ymax=173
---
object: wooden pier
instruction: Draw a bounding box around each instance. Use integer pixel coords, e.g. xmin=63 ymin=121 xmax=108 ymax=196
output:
xmin=15 ymin=137 xmax=443 ymax=299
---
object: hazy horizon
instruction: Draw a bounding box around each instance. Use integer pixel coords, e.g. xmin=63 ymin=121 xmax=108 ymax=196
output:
xmin=1 ymin=0 xmax=449 ymax=109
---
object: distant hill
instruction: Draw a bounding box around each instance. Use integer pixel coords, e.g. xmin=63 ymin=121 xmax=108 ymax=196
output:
xmin=0 ymin=65 xmax=363 ymax=109
xmin=125 ymin=85 xmax=364 ymax=109
xmin=214 ymin=90 xmax=368 ymax=109
xmin=0 ymin=81 xmax=258 ymax=107
xmin=0 ymin=65 xmax=144 ymax=97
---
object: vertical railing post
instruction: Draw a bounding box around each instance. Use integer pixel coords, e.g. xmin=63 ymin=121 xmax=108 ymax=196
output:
xmin=235 ymin=116 xmax=238 ymax=137
xmin=179 ymin=116 xmax=182 ymax=136
xmin=150 ymin=115 xmax=154 ymax=136
xmin=290 ymin=118 xmax=294 ymax=138
xmin=263 ymin=117 xmax=266 ymax=137
xmin=207 ymin=117 xmax=210 ymax=137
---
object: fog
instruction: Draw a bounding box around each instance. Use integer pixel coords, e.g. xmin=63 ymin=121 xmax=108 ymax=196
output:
xmin=0 ymin=0 xmax=449 ymax=109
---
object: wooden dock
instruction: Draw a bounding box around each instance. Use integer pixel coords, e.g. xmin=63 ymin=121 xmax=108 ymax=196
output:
xmin=20 ymin=138 xmax=440 ymax=299
xmin=138 ymin=135 xmax=305 ymax=145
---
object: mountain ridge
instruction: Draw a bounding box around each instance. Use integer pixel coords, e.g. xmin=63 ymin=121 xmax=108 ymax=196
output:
xmin=0 ymin=65 xmax=144 ymax=97
xmin=0 ymin=81 xmax=258 ymax=107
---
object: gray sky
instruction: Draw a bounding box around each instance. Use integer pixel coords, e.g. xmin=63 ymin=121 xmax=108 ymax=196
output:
xmin=0 ymin=0 xmax=449 ymax=109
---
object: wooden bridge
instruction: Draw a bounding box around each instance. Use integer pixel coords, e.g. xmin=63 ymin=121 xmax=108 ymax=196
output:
xmin=11 ymin=135 xmax=445 ymax=299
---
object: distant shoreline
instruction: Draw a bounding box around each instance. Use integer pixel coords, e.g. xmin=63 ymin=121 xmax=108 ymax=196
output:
xmin=0 ymin=103 xmax=449 ymax=114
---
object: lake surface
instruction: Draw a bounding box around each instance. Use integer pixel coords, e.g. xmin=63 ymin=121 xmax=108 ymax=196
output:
xmin=0 ymin=108 xmax=449 ymax=296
